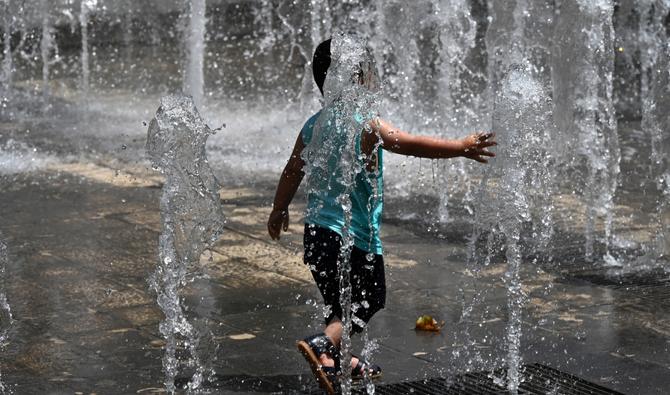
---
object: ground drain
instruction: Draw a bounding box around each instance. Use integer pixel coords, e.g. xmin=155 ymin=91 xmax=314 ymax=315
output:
xmin=309 ymin=363 xmax=624 ymax=394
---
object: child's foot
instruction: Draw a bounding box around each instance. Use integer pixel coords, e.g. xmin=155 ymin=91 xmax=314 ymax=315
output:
xmin=318 ymin=352 xmax=382 ymax=381
xmin=297 ymin=333 xmax=339 ymax=395
xmin=298 ymin=333 xmax=383 ymax=393
xmin=351 ymin=355 xmax=382 ymax=381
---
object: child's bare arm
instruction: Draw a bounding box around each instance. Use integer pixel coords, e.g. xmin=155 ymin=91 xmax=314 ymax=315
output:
xmin=268 ymin=134 xmax=306 ymax=240
xmin=368 ymin=118 xmax=496 ymax=163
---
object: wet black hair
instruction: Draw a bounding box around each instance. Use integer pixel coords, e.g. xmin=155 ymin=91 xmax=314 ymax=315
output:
xmin=312 ymin=39 xmax=331 ymax=96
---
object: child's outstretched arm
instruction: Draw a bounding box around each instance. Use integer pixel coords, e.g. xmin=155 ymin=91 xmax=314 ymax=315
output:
xmin=268 ymin=134 xmax=306 ymax=240
xmin=368 ymin=118 xmax=496 ymax=162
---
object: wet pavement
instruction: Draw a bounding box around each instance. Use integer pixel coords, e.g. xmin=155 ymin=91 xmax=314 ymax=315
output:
xmin=0 ymin=159 xmax=669 ymax=394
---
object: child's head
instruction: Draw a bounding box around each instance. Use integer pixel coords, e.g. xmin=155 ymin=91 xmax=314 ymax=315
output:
xmin=313 ymin=36 xmax=379 ymax=97
xmin=312 ymin=39 xmax=331 ymax=96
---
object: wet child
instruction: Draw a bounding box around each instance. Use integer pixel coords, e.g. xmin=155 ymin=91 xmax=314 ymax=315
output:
xmin=267 ymin=37 xmax=496 ymax=394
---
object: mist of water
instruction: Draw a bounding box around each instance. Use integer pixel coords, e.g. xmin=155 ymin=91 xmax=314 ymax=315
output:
xmin=146 ymin=95 xmax=225 ymax=393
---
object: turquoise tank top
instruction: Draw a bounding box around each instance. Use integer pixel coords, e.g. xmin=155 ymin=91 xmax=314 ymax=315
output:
xmin=301 ymin=110 xmax=384 ymax=254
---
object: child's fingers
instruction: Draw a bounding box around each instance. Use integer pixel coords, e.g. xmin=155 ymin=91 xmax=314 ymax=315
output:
xmin=268 ymin=220 xmax=281 ymax=240
xmin=482 ymin=132 xmax=495 ymax=140
xmin=467 ymin=153 xmax=490 ymax=163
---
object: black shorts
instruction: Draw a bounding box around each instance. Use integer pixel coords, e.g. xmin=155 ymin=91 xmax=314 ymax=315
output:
xmin=303 ymin=224 xmax=386 ymax=333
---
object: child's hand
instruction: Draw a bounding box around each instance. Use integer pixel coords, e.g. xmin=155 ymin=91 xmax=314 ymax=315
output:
xmin=267 ymin=208 xmax=289 ymax=240
xmin=461 ymin=132 xmax=497 ymax=163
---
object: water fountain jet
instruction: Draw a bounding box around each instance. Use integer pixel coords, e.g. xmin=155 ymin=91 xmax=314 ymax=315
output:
xmin=183 ymin=0 xmax=207 ymax=109
xmin=640 ymin=0 xmax=670 ymax=262
xmin=552 ymin=0 xmax=620 ymax=263
xmin=79 ymin=0 xmax=97 ymax=98
xmin=1 ymin=0 xmax=12 ymax=99
xmin=39 ymin=0 xmax=53 ymax=101
xmin=146 ymin=94 xmax=225 ymax=393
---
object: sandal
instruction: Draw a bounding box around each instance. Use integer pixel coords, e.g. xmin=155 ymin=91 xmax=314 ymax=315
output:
xmin=297 ymin=333 xmax=340 ymax=394
xmin=351 ymin=354 xmax=382 ymax=381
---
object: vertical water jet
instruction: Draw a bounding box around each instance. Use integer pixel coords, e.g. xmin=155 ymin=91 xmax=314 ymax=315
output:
xmin=432 ymin=0 xmax=478 ymax=222
xmin=183 ymin=0 xmax=207 ymax=109
xmin=640 ymin=0 xmax=670 ymax=261
xmin=552 ymin=0 xmax=620 ymax=263
xmin=40 ymin=0 xmax=52 ymax=100
xmin=1 ymin=0 xmax=12 ymax=98
xmin=468 ymin=2 xmax=555 ymax=391
xmin=79 ymin=0 xmax=97 ymax=97
xmin=146 ymin=95 xmax=225 ymax=393
xmin=481 ymin=67 xmax=553 ymax=394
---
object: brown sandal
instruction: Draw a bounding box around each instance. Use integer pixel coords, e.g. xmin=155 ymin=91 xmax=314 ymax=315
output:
xmin=297 ymin=333 xmax=339 ymax=394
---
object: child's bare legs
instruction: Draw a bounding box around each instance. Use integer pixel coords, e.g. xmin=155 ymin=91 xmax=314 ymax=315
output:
xmin=320 ymin=317 xmax=360 ymax=368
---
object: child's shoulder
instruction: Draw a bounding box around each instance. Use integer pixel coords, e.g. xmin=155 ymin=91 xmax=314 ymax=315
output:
xmin=304 ymin=110 xmax=322 ymax=128
xmin=300 ymin=110 xmax=322 ymax=141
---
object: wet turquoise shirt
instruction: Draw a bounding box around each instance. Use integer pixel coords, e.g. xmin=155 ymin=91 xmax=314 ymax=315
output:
xmin=301 ymin=110 xmax=384 ymax=254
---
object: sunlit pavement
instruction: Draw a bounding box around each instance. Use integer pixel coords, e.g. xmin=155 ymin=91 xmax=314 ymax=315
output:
xmin=0 ymin=161 xmax=668 ymax=394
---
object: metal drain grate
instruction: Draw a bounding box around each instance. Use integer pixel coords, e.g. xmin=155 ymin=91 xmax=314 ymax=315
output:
xmin=309 ymin=363 xmax=624 ymax=394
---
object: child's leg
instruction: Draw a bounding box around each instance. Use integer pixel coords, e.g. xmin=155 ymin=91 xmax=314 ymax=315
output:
xmin=302 ymin=225 xmax=386 ymax=372
xmin=349 ymin=247 xmax=386 ymax=333
xmin=304 ymin=225 xmax=386 ymax=334
xmin=304 ymin=224 xmax=343 ymax=328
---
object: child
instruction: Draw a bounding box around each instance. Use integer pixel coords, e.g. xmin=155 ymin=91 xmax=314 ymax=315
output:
xmin=267 ymin=37 xmax=496 ymax=394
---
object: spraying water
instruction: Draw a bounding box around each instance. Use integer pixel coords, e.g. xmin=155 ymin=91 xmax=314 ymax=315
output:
xmin=79 ymin=0 xmax=97 ymax=97
xmin=552 ymin=0 xmax=620 ymax=263
xmin=39 ymin=0 xmax=53 ymax=100
xmin=433 ymin=0 xmax=479 ymax=222
xmin=183 ymin=0 xmax=207 ymax=109
xmin=456 ymin=1 xmax=556 ymax=389
xmin=640 ymin=0 xmax=670 ymax=261
xmin=497 ymin=68 xmax=553 ymax=393
xmin=146 ymin=95 xmax=225 ymax=393
xmin=301 ymin=33 xmax=380 ymax=394
xmin=1 ymin=0 xmax=11 ymax=98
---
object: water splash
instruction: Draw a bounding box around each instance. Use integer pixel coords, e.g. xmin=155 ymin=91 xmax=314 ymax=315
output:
xmin=301 ymin=32 xmax=380 ymax=394
xmin=146 ymin=94 xmax=225 ymax=393
xmin=360 ymin=327 xmax=379 ymax=394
